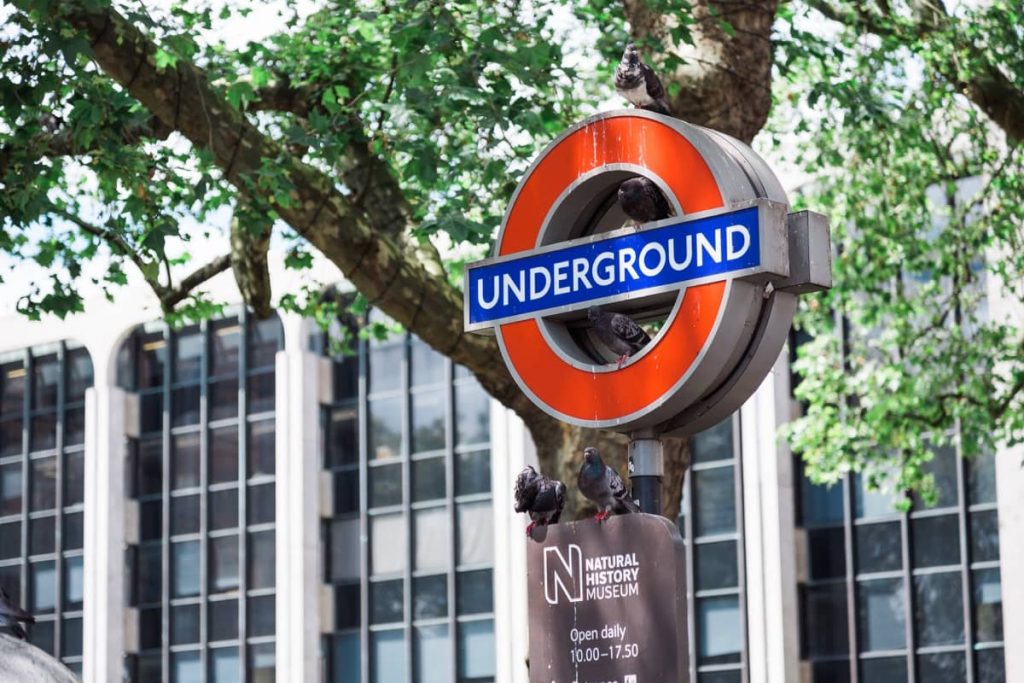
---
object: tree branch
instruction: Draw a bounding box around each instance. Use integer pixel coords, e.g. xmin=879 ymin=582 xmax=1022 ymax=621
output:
xmin=160 ymin=254 xmax=233 ymax=311
xmin=804 ymin=0 xmax=1024 ymax=143
xmin=53 ymin=0 xmax=552 ymax=435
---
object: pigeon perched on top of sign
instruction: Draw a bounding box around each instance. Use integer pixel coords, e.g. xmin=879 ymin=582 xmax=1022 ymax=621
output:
xmin=514 ymin=465 xmax=567 ymax=538
xmin=614 ymin=43 xmax=670 ymax=115
xmin=618 ymin=176 xmax=672 ymax=225
xmin=578 ymin=447 xmax=640 ymax=522
xmin=0 ymin=588 xmax=34 ymax=640
xmin=588 ymin=306 xmax=651 ymax=369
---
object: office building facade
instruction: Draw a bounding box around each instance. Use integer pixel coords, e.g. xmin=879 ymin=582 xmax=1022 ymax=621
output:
xmin=0 ymin=274 xmax=1019 ymax=682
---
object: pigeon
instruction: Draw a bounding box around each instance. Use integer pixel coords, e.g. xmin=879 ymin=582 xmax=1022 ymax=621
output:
xmin=0 ymin=588 xmax=34 ymax=640
xmin=614 ymin=43 xmax=670 ymax=115
xmin=577 ymin=447 xmax=639 ymax=522
xmin=588 ymin=306 xmax=652 ymax=369
xmin=618 ymin=176 xmax=672 ymax=225
xmin=514 ymin=466 xmax=567 ymax=537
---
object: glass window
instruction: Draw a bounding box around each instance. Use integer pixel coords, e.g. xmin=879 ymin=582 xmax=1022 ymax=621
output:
xmin=973 ymin=568 xmax=1002 ymax=642
xmin=248 ymin=317 xmax=282 ymax=369
xmin=249 ymin=530 xmax=276 ymax=590
xmin=326 ymin=407 xmax=358 ymax=467
xmin=854 ymin=473 xmax=900 ymax=519
xmin=136 ymin=438 xmax=163 ymax=496
xmin=32 ymin=355 xmax=59 ymax=409
xmin=691 ymin=418 xmax=733 ymax=464
xmin=414 ymin=574 xmax=448 ymax=620
xmin=61 ymin=617 xmax=82 ymax=658
xmin=248 ymin=482 xmax=275 ymax=525
xmin=411 ymin=339 xmax=445 ymax=387
xmin=976 ymin=648 xmax=1005 ymax=682
xmin=970 ymin=509 xmax=1000 ymax=562
xmin=458 ymin=620 xmax=496 ymax=679
xmin=335 ymin=583 xmax=361 ymax=629
xmin=171 ymin=494 xmax=201 ymax=535
xmin=30 ymin=560 xmax=56 ymax=612
xmin=137 ymin=336 xmax=166 ymax=390
xmin=415 ymin=507 xmax=451 ymax=571
xmin=1 ymin=363 xmax=26 ymax=414
xmin=249 ymin=642 xmax=276 ymax=683
xmin=63 ymin=450 xmax=84 ymax=505
xmin=457 ymin=502 xmax=493 ymax=566
xmin=142 ymin=499 xmax=162 ymax=542
xmin=911 ymin=443 xmax=958 ymax=509
xmin=334 ymin=472 xmax=359 ymax=515
xmin=369 ymin=397 xmax=402 ymax=460
xmin=911 ymin=514 xmax=960 ymax=567
xmin=697 ymin=596 xmax=741 ymax=664
xmin=210 ymin=426 xmax=239 ymax=484
xmin=248 ymin=420 xmax=276 ymax=476
xmin=209 ymin=378 xmax=239 ymax=421
xmin=172 ymin=604 xmax=200 ymax=645
xmin=63 ymin=512 xmax=83 ymax=550
xmin=369 ymin=464 xmax=402 ymax=508
xmin=371 ymin=629 xmax=408 ymax=683
xmin=173 ymin=540 xmax=201 ymax=598
xmin=210 ymin=646 xmax=240 ymax=682
xmin=371 ymin=514 xmax=407 ymax=575
xmin=139 ymin=607 xmax=162 ymax=650
xmin=330 ymin=632 xmax=361 ymax=683
xmin=808 ymin=527 xmax=846 ymax=579
xmin=0 ymin=417 xmax=22 ymax=456
xmin=413 ymin=457 xmax=445 ymax=503
xmin=913 ymin=571 xmax=964 ymax=646
xmin=29 ymin=456 xmax=57 ymax=511
xmin=30 ymin=413 xmax=57 ymax=452
xmin=800 ymin=478 xmax=844 ymax=527
xmin=248 ymin=372 xmax=275 ymax=414
xmin=456 ymin=450 xmax=490 ymax=496
xmin=135 ymin=544 xmax=162 ymax=605
xmin=457 ymin=569 xmax=493 ymax=616
xmin=249 ymin=594 xmax=275 ymax=637
xmin=1 ymin=462 xmax=22 ymax=514
xmin=693 ymin=466 xmax=736 ymax=536
xmin=695 ymin=541 xmax=739 ymax=591
xmin=139 ymin=392 xmax=163 ymax=433
xmin=455 ymin=381 xmax=489 ymax=446
xmin=371 ymin=579 xmax=404 ymax=624
xmin=174 ymin=329 xmax=203 ymax=383
xmin=967 ymin=452 xmax=996 ymax=505
xmin=171 ymin=432 xmax=200 ymax=490
xmin=412 ymin=389 xmax=445 ymax=453
xmin=856 ymin=578 xmax=905 ymax=651
xmin=209 ymin=598 xmax=239 ymax=641
xmin=859 ymin=657 xmax=907 ymax=681
xmin=65 ymin=407 xmax=85 ymax=446
xmin=210 ymin=488 xmax=239 ymax=531
xmin=172 ymin=385 xmax=201 ymax=426
xmin=0 ymin=521 xmax=20 ymax=559
xmin=916 ymin=652 xmax=966 ymax=682
xmin=415 ymin=625 xmax=452 ymax=683
xmin=66 ymin=348 xmax=92 ymax=403
xmin=802 ymin=584 xmax=848 ymax=657
xmin=854 ymin=522 xmax=901 ymax=574
xmin=171 ymin=651 xmax=201 ymax=682
xmin=369 ymin=344 xmax=403 ymax=394
xmin=30 ymin=516 xmax=55 ymax=554
xmin=210 ymin=320 xmax=241 ymax=376
xmin=210 ymin=535 xmax=240 ymax=592
xmin=329 ymin=519 xmax=361 ymax=582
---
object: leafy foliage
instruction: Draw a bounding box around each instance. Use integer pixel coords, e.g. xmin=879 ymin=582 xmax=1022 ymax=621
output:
xmin=773 ymin=0 xmax=1024 ymax=502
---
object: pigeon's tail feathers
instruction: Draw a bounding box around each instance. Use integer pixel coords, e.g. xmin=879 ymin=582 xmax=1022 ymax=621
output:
xmin=8 ymin=620 xmax=28 ymax=640
xmin=0 ymin=600 xmax=34 ymax=623
xmin=514 ymin=468 xmax=538 ymax=513
xmin=616 ymin=493 xmax=641 ymax=514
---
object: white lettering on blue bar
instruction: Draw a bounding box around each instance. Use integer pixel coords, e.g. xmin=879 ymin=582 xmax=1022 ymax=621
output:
xmin=467 ymin=206 xmax=762 ymax=326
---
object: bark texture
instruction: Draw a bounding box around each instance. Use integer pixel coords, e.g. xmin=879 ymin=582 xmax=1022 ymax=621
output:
xmin=624 ymin=0 xmax=779 ymax=144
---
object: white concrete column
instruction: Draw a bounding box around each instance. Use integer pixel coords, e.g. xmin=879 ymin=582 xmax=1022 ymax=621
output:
xmin=82 ymin=382 xmax=127 ymax=683
xmin=738 ymin=354 xmax=799 ymax=683
xmin=491 ymin=403 xmax=535 ymax=683
xmin=996 ymin=444 xmax=1024 ymax=681
xmin=275 ymin=315 xmax=324 ymax=682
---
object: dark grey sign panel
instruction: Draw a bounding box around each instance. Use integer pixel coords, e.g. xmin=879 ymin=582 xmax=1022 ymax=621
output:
xmin=527 ymin=514 xmax=688 ymax=683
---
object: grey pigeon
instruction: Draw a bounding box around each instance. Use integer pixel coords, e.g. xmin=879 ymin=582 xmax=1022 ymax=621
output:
xmin=619 ymin=177 xmax=672 ymax=225
xmin=614 ymin=43 xmax=670 ymax=115
xmin=577 ymin=447 xmax=639 ymax=522
xmin=0 ymin=588 xmax=34 ymax=640
xmin=514 ymin=466 xmax=567 ymax=537
xmin=588 ymin=306 xmax=652 ymax=369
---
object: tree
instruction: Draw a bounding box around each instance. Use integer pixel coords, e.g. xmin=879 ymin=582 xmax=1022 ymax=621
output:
xmin=1 ymin=0 xmax=1021 ymax=514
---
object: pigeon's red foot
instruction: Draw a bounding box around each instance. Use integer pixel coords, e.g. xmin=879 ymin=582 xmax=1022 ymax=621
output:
xmin=616 ymin=355 xmax=629 ymax=370
xmin=594 ymin=510 xmax=610 ymax=523
xmin=526 ymin=522 xmax=536 ymax=537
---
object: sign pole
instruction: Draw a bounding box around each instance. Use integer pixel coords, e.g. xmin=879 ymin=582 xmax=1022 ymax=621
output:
xmin=629 ymin=429 xmax=664 ymax=514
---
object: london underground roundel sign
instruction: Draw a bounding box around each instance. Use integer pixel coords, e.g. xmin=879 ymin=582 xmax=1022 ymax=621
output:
xmin=464 ymin=111 xmax=831 ymax=434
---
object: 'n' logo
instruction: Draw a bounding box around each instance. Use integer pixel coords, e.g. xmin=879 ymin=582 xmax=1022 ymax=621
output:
xmin=543 ymin=544 xmax=583 ymax=605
